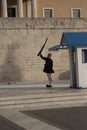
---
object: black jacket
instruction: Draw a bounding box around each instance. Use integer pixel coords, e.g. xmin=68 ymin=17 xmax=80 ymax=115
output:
xmin=40 ymin=54 xmax=54 ymax=73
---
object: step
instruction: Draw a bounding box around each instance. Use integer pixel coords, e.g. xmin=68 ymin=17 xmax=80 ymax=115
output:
xmin=0 ymin=97 xmax=87 ymax=110
xmin=0 ymin=92 xmax=87 ymax=109
xmin=0 ymin=86 xmax=87 ymax=110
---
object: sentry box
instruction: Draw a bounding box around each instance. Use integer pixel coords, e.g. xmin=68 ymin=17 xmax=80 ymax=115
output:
xmin=49 ymin=32 xmax=87 ymax=88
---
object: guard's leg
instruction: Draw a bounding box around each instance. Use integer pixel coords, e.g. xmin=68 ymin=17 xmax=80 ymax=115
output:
xmin=46 ymin=73 xmax=52 ymax=87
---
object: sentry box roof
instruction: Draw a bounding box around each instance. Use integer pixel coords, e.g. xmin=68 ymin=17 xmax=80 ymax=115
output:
xmin=49 ymin=32 xmax=87 ymax=51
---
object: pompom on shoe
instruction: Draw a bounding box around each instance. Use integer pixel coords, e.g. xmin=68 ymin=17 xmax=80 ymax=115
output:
xmin=46 ymin=85 xmax=52 ymax=87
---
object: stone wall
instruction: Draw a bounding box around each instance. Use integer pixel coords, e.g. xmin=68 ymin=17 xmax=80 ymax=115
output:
xmin=0 ymin=18 xmax=87 ymax=83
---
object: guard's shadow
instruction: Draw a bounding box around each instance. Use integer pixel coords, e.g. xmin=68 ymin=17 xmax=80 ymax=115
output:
xmin=0 ymin=44 xmax=21 ymax=83
xmin=59 ymin=70 xmax=70 ymax=80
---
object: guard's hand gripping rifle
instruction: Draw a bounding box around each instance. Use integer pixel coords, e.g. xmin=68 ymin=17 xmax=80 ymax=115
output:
xmin=37 ymin=37 xmax=48 ymax=56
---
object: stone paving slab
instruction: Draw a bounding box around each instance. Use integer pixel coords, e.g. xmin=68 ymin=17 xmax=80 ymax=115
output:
xmin=1 ymin=105 xmax=87 ymax=130
xmin=22 ymin=106 xmax=87 ymax=130
xmin=0 ymin=115 xmax=25 ymax=130
xmin=0 ymin=110 xmax=61 ymax=130
xmin=0 ymin=81 xmax=86 ymax=130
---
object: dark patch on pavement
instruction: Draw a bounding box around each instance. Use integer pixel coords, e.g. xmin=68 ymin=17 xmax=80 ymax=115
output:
xmin=22 ymin=106 xmax=87 ymax=130
xmin=0 ymin=115 xmax=25 ymax=130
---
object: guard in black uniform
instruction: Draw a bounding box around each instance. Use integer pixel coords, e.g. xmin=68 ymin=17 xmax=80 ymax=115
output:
xmin=40 ymin=53 xmax=54 ymax=87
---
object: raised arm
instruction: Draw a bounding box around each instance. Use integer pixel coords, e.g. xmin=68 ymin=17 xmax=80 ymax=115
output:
xmin=40 ymin=54 xmax=47 ymax=60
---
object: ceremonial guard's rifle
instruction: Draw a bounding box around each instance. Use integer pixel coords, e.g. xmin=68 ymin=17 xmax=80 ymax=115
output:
xmin=37 ymin=37 xmax=48 ymax=56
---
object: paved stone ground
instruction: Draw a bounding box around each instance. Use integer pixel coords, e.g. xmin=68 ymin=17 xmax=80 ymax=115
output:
xmin=0 ymin=115 xmax=25 ymax=130
xmin=0 ymin=110 xmax=60 ymax=130
xmin=22 ymin=106 xmax=87 ymax=130
xmin=0 ymin=80 xmax=86 ymax=130
xmin=1 ymin=106 xmax=87 ymax=130
xmin=0 ymin=81 xmax=68 ymax=130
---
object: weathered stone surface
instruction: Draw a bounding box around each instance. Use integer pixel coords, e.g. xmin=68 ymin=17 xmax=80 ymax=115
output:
xmin=0 ymin=18 xmax=86 ymax=82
